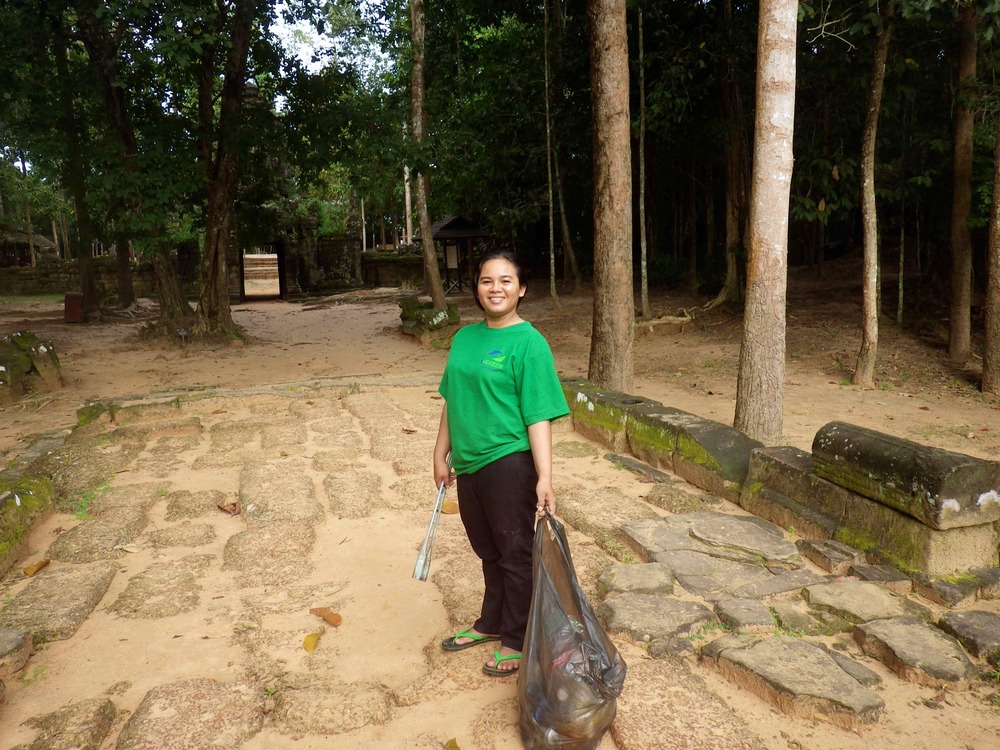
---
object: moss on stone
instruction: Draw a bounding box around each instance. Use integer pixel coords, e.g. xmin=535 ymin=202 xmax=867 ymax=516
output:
xmin=628 ymin=419 xmax=677 ymax=454
xmin=834 ymin=526 xmax=917 ymax=574
xmin=675 ymin=432 xmax=721 ymax=470
xmin=77 ymin=401 xmax=113 ymax=426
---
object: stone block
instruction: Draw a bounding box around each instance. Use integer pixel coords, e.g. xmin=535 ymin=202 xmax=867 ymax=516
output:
xmin=744 ymin=446 xmax=1000 ymax=575
xmin=597 ymin=593 xmax=716 ymax=642
xmin=561 ymin=377 xmax=635 ymax=452
xmin=714 ymin=599 xmax=775 ymax=633
xmin=561 ymin=377 xmax=761 ymax=500
xmin=803 ymin=581 xmax=930 ymax=624
xmin=636 ymin=408 xmax=762 ymax=501
xmin=813 ymin=421 xmax=1000 ymax=530
xmin=938 ymin=610 xmax=1000 ymax=667
xmin=705 ymin=637 xmax=884 ymax=730
xmin=911 ymin=572 xmax=981 ymax=607
xmin=797 ymin=539 xmax=867 ymax=575
xmin=598 ymin=562 xmax=674 ymax=596
xmin=848 ymin=564 xmax=912 ymax=594
xmin=854 ymin=616 xmax=976 ymax=688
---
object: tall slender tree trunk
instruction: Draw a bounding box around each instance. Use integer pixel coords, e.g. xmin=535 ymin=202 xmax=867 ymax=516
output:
xmin=361 ymin=197 xmax=367 ymax=252
xmin=853 ymin=5 xmax=894 ymax=388
xmin=404 ymin=164 xmax=413 ymax=245
xmin=949 ymin=4 xmax=977 ymax=362
xmin=555 ymin=145 xmax=581 ymax=289
xmin=637 ymin=4 xmax=651 ymax=319
xmin=52 ymin=13 xmax=99 ymax=321
xmin=410 ymin=0 xmax=447 ymax=310
xmin=982 ymin=114 xmax=1000 ymax=395
xmin=587 ymin=0 xmax=633 ymax=392
xmin=733 ymin=0 xmax=797 ymax=446
xmin=544 ymin=0 xmax=559 ymax=303
xmin=705 ymin=0 xmax=748 ymax=310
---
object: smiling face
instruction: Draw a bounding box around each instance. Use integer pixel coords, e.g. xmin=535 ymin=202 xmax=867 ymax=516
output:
xmin=476 ymin=258 xmax=526 ymax=327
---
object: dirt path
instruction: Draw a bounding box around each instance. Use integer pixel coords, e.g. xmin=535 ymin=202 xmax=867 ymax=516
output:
xmin=1 ymin=279 xmax=999 ymax=749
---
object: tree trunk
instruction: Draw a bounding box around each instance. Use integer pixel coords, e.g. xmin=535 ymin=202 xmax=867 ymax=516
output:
xmin=705 ymin=0 xmax=748 ymax=310
xmin=733 ymin=0 xmax=797 ymax=446
xmin=897 ymin=203 xmax=905 ymax=325
xmin=852 ymin=5 xmax=893 ymax=388
xmin=587 ymin=0 xmax=633 ymax=392
xmin=544 ymin=0 xmax=559 ymax=303
xmin=982 ymin=114 xmax=1000 ymax=395
xmin=403 ymin=164 xmax=413 ymax=244
xmin=115 ymin=230 xmax=136 ymax=308
xmin=361 ymin=197 xmax=367 ymax=252
xmin=52 ymin=13 xmax=99 ymax=320
xmin=637 ymin=4 xmax=651 ymax=319
xmin=195 ymin=1 xmax=258 ymax=337
xmin=555 ymin=145 xmax=581 ymax=289
xmin=149 ymin=249 xmax=196 ymax=335
xmin=410 ymin=0 xmax=447 ymax=310
xmin=61 ymin=212 xmax=71 ymax=258
xmin=949 ymin=4 xmax=976 ymax=362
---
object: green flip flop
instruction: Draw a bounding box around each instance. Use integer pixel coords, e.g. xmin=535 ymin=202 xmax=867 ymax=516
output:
xmin=482 ymin=650 xmax=521 ymax=677
xmin=441 ymin=628 xmax=501 ymax=652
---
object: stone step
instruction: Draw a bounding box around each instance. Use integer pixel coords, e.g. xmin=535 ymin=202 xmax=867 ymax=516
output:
xmin=701 ymin=636 xmax=884 ymax=730
xmin=853 ymin=616 xmax=977 ymax=688
xmin=937 ymin=610 xmax=1000 ymax=667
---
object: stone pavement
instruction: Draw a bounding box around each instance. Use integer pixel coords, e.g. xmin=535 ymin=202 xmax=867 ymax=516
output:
xmin=0 ymin=378 xmax=999 ymax=749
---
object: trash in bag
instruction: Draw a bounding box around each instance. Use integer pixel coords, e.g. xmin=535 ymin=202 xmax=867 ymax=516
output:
xmin=518 ymin=513 xmax=627 ymax=749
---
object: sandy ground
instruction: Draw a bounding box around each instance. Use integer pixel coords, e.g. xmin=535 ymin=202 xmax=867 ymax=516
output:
xmin=1 ymin=264 xmax=1000 ymax=749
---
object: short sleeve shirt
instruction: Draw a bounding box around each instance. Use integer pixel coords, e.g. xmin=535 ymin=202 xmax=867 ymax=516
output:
xmin=439 ymin=321 xmax=569 ymax=475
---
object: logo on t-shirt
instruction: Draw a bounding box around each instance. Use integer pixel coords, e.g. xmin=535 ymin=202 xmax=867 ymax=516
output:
xmin=481 ymin=349 xmax=506 ymax=371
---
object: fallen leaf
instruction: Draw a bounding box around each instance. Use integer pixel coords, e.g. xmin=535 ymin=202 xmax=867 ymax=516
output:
xmin=444 ymin=740 xmax=462 ymax=750
xmin=303 ymin=626 xmax=325 ymax=653
xmin=212 ymin=408 xmax=227 ymax=414
xmin=23 ymin=559 xmax=50 ymax=576
xmin=638 ymin=474 xmax=655 ymax=484
xmin=217 ymin=501 xmax=241 ymax=516
xmin=919 ymin=406 xmax=930 ymax=411
xmin=113 ymin=543 xmax=141 ymax=554
xmin=402 ymin=427 xmax=417 ymax=434
xmin=309 ymin=608 xmax=343 ymax=627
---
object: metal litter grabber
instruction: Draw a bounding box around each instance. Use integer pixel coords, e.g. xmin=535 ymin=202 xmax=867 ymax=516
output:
xmin=413 ymin=453 xmax=451 ymax=582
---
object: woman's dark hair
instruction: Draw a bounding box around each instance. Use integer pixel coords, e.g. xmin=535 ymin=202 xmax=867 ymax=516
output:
xmin=472 ymin=248 xmax=527 ymax=311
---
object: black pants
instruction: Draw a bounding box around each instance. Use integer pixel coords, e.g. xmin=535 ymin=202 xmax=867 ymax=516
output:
xmin=456 ymin=450 xmax=537 ymax=652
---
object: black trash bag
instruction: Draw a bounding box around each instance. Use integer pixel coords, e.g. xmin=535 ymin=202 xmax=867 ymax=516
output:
xmin=518 ymin=514 xmax=627 ymax=749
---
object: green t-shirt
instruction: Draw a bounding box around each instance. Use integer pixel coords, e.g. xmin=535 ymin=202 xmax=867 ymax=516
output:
xmin=439 ymin=320 xmax=569 ymax=475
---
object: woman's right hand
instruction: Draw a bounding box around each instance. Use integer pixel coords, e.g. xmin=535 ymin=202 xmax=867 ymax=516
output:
xmin=433 ymin=454 xmax=455 ymax=488
xmin=433 ymin=404 xmax=454 ymax=488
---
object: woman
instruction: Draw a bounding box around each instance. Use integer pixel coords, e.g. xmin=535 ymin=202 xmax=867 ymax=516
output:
xmin=433 ymin=249 xmax=569 ymax=676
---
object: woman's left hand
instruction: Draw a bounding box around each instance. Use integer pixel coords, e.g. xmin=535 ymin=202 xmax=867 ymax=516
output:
xmin=536 ymin=479 xmax=556 ymax=517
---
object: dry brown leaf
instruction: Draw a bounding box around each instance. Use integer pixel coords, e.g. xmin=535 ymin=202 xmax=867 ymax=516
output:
xmin=402 ymin=427 xmax=417 ymax=434
xmin=444 ymin=740 xmax=462 ymax=750
xmin=217 ymin=501 xmax=241 ymax=516
xmin=309 ymin=607 xmax=343 ymax=627
xmin=303 ymin=626 xmax=325 ymax=653
xmin=23 ymin=559 xmax=50 ymax=576
xmin=212 ymin=408 xmax=227 ymax=414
